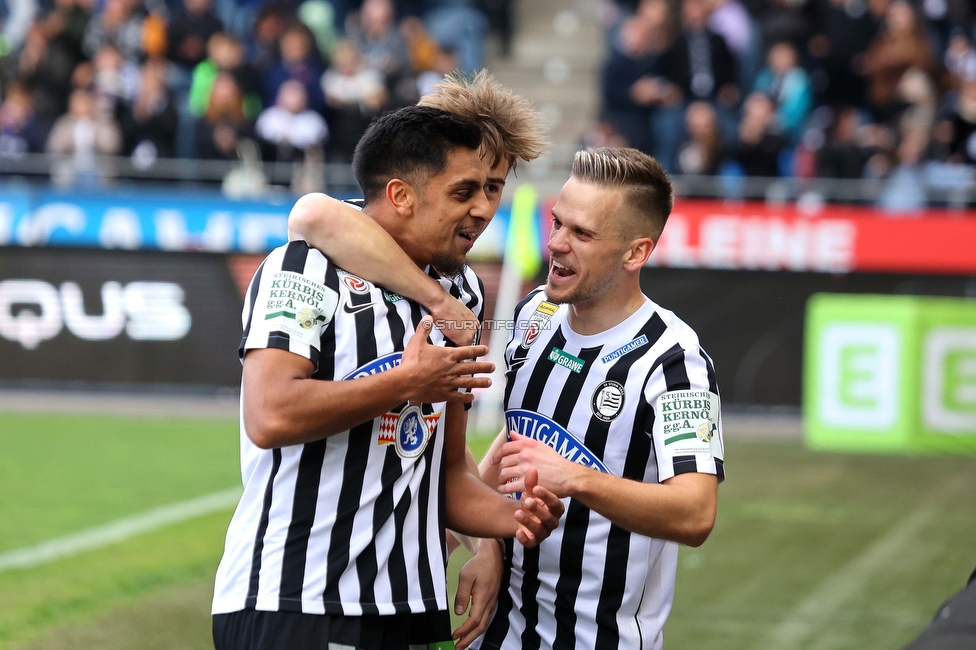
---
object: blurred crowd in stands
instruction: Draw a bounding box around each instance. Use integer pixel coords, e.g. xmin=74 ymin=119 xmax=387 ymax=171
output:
xmin=0 ymin=0 xmax=509 ymax=172
xmin=594 ymin=0 xmax=976 ymax=201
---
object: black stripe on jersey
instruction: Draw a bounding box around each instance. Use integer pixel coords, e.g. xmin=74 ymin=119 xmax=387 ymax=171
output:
xmin=701 ymin=348 xmax=719 ymax=395
xmin=661 ymin=348 xmax=691 ymax=391
xmin=715 ymin=458 xmax=726 ymax=480
xmin=672 ymin=455 xmax=698 ymax=475
xmin=245 ymin=448 xmax=282 ymax=609
xmin=239 ymin=259 xmax=267 ymax=357
xmin=281 ymin=240 xmax=310 ymax=273
xmin=357 ymin=441 xmax=406 ymax=614
xmin=457 ymin=268 xmax=483 ymax=319
xmin=323 ymin=289 xmax=378 ymax=611
xmin=586 ymin=313 xmax=668 ymax=650
xmin=549 ymin=346 xmax=604 ymax=650
xmin=277 ymin=267 xmax=339 ymax=609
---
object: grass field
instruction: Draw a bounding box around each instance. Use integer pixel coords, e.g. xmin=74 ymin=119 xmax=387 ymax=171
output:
xmin=1 ymin=411 xmax=974 ymax=649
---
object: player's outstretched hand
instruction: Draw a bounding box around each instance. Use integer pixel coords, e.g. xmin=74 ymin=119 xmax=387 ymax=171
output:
xmin=401 ymin=316 xmax=494 ymax=404
xmin=494 ymin=432 xmax=581 ymax=499
xmin=452 ymin=540 xmax=503 ymax=650
xmin=514 ymin=467 xmax=565 ymax=548
xmin=427 ymin=293 xmax=480 ymax=347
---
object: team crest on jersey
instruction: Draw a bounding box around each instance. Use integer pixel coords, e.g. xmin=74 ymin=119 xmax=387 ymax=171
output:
xmin=522 ymin=301 xmax=558 ymax=348
xmin=339 ymin=271 xmax=371 ymax=295
xmin=377 ymin=407 xmax=441 ymax=451
xmin=395 ymin=404 xmax=430 ymax=459
xmin=591 ymin=381 xmax=625 ymax=422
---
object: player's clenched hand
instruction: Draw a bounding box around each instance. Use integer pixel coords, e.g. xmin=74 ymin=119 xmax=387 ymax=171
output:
xmin=493 ymin=432 xmax=584 ymax=499
xmin=452 ymin=540 xmax=503 ymax=650
xmin=514 ymin=467 xmax=565 ymax=547
xmin=427 ymin=293 xmax=480 ymax=347
xmin=400 ymin=316 xmax=493 ymax=403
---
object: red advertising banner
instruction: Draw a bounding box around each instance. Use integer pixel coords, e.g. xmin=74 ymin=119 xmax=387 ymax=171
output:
xmin=645 ymin=201 xmax=976 ymax=275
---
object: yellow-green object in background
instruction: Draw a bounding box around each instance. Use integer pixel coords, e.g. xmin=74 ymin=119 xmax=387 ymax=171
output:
xmin=506 ymin=183 xmax=542 ymax=281
xmin=804 ymin=293 xmax=976 ymax=455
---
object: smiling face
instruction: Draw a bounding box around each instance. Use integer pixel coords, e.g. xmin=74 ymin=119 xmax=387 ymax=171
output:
xmin=415 ymin=147 xmax=492 ymax=274
xmin=545 ymin=177 xmax=633 ymax=307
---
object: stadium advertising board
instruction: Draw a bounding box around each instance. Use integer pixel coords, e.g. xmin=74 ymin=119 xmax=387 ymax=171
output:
xmin=804 ymin=293 xmax=976 ymax=455
xmin=645 ymin=201 xmax=976 ymax=275
xmin=0 ymin=187 xmax=294 ymax=253
xmin=0 ymin=247 xmax=245 ymax=387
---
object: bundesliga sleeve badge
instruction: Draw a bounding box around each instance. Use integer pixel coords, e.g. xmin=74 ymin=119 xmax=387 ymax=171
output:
xmin=522 ymin=301 xmax=558 ymax=348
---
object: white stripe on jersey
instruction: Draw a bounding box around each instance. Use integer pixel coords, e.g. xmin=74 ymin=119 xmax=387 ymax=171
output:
xmin=477 ymin=288 xmax=724 ymax=650
xmin=213 ymin=240 xmax=484 ymax=618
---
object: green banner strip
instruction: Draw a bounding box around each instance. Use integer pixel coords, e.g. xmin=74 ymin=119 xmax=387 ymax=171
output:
xmin=664 ymin=432 xmax=698 ymax=445
xmin=264 ymin=311 xmax=296 ymax=320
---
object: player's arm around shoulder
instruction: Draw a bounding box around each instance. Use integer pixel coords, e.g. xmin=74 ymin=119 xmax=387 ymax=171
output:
xmin=286 ymin=192 xmax=479 ymax=345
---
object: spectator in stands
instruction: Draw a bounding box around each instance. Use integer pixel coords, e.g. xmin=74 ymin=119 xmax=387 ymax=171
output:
xmin=600 ymin=0 xmax=671 ymax=154
xmin=36 ymin=0 xmax=91 ymax=84
xmin=878 ymin=126 xmax=929 ymax=211
xmin=861 ymin=0 xmax=938 ymax=121
xmin=81 ymin=0 xmax=143 ymax=62
xmin=707 ymin=0 xmax=762 ymax=93
xmin=944 ymin=31 xmax=976 ymax=83
xmin=92 ymin=43 xmax=138 ymax=115
xmin=816 ymin=105 xmax=873 ymax=178
xmin=754 ymin=40 xmax=812 ymax=142
xmin=255 ymin=78 xmax=328 ymax=162
xmin=349 ymin=0 xmax=410 ymax=81
xmin=724 ymin=91 xmax=787 ymax=176
xmin=423 ymin=0 xmax=488 ymax=73
xmin=189 ymin=32 xmax=262 ymax=119
xmin=936 ymin=77 xmax=976 ymax=163
xmin=46 ymin=86 xmax=122 ymax=160
xmin=246 ymin=4 xmax=287 ymax=73
xmin=17 ymin=24 xmax=75 ymax=121
xmin=321 ymin=38 xmax=386 ymax=162
xmin=119 ymin=57 xmax=177 ymax=162
xmin=675 ymin=100 xmax=724 ymax=174
xmin=416 ymin=46 xmax=457 ymax=98
xmin=807 ymin=0 xmax=877 ymax=107
xmin=0 ymin=81 xmax=49 ymax=157
xmin=650 ymin=0 xmax=739 ymax=169
xmin=757 ymin=0 xmax=816 ymax=53
xmin=263 ymin=22 xmax=325 ymax=113
xmin=195 ymin=71 xmax=254 ymax=159
xmin=167 ymin=0 xmax=224 ymax=73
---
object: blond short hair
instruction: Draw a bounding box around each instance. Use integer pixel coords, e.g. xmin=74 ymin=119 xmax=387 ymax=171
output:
xmin=572 ymin=147 xmax=673 ymax=242
xmin=419 ymin=70 xmax=548 ymax=171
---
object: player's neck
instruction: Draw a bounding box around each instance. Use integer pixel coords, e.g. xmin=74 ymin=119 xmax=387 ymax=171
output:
xmin=566 ymin=280 xmax=645 ymax=336
xmin=365 ymin=206 xmax=429 ymax=269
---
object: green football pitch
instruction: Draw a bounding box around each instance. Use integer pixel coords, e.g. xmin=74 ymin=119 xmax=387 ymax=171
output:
xmin=1 ymin=411 xmax=974 ymax=650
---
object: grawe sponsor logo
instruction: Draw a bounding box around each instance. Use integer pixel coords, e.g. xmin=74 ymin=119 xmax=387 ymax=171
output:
xmin=0 ymin=279 xmax=191 ymax=350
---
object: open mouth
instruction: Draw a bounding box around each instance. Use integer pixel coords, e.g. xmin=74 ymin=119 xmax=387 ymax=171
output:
xmin=551 ymin=259 xmax=575 ymax=278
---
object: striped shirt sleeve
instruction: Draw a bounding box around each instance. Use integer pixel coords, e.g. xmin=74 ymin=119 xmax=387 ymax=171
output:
xmin=240 ymin=242 xmax=339 ymax=370
xmin=645 ymin=346 xmax=725 ymax=483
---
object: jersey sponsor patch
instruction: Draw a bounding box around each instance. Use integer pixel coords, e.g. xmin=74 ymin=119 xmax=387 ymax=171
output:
xmin=258 ymin=271 xmax=338 ymax=347
xmin=653 ymin=390 xmax=721 ymax=456
xmin=506 ymin=409 xmax=610 ymax=473
xmin=601 ymin=334 xmax=649 ymax=364
xmin=548 ymin=346 xmax=585 ymax=373
xmin=591 ymin=380 xmax=625 ymax=421
xmin=342 ymin=352 xmax=402 ymax=380
xmin=522 ymin=301 xmax=558 ymax=348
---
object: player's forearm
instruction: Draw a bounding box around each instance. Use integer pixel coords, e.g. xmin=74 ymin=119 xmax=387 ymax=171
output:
xmin=446 ymin=463 xmax=520 ymax=539
xmin=569 ymin=471 xmax=717 ymax=547
xmin=243 ymin=363 xmax=420 ymax=449
xmin=287 ymin=193 xmax=448 ymax=309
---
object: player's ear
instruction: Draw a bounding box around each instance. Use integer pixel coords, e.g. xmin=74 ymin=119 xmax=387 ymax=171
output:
xmin=386 ymin=179 xmax=417 ymax=216
xmin=623 ymin=237 xmax=654 ymax=271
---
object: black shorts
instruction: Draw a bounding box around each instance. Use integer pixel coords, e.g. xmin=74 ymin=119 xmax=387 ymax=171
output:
xmin=212 ymin=608 xmax=453 ymax=650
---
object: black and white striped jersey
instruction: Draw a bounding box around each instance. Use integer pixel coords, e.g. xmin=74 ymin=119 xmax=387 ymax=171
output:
xmin=476 ymin=288 xmax=724 ymax=650
xmin=212 ymin=239 xmax=484 ymax=618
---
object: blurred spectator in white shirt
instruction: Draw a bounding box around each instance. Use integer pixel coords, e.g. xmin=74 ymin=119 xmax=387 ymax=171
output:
xmin=322 ymin=38 xmax=386 ymax=161
xmin=256 ymin=79 xmax=328 ymax=162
